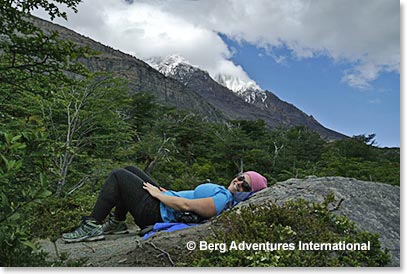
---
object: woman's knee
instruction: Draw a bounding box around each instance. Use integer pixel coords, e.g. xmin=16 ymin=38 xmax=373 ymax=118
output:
xmin=124 ymin=165 xmax=143 ymax=174
xmin=109 ymin=168 xmax=129 ymax=179
xmin=110 ymin=168 xmax=144 ymax=186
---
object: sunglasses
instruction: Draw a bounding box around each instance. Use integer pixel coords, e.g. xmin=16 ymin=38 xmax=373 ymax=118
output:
xmin=237 ymin=175 xmax=252 ymax=192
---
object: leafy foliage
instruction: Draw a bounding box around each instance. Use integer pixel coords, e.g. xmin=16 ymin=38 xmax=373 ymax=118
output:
xmin=0 ymin=0 xmax=89 ymax=266
xmin=40 ymin=73 xmax=132 ymax=196
xmin=0 ymin=131 xmax=52 ymax=266
xmin=0 ymin=0 xmax=88 ymax=91
xmin=185 ymin=194 xmax=391 ymax=267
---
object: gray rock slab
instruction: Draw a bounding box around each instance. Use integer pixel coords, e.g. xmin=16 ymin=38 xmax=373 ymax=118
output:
xmin=242 ymin=176 xmax=400 ymax=266
xmin=38 ymin=176 xmax=400 ymax=267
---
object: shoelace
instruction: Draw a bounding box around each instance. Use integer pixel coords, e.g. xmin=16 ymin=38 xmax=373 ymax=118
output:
xmin=70 ymin=223 xmax=93 ymax=237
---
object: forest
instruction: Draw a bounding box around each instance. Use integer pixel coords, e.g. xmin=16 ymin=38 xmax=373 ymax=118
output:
xmin=0 ymin=0 xmax=399 ymax=266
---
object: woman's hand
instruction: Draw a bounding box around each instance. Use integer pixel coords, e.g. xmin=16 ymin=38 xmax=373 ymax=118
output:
xmin=159 ymin=186 xmax=168 ymax=192
xmin=143 ymin=182 xmax=163 ymax=198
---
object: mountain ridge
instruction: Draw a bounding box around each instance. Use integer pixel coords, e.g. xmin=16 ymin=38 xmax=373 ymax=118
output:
xmin=147 ymin=53 xmax=346 ymax=140
xmin=34 ymin=16 xmax=347 ymax=140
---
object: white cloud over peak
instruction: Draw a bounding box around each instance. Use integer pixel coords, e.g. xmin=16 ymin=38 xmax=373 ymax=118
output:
xmin=34 ymin=0 xmax=399 ymax=90
xmin=150 ymin=0 xmax=399 ymax=89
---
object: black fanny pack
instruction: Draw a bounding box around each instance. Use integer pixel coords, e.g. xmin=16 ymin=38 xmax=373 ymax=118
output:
xmin=174 ymin=211 xmax=205 ymax=223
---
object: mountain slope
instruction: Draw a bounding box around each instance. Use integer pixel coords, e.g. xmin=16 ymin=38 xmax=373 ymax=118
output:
xmin=35 ymin=17 xmax=346 ymax=140
xmin=148 ymin=55 xmax=346 ymax=140
xmin=33 ymin=17 xmax=225 ymax=123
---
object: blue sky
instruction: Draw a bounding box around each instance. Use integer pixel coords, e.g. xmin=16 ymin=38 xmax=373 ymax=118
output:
xmin=221 ymin=35 xmax=400 ymax=147
xmin=34 ymin=0 xmax=400 ymax=147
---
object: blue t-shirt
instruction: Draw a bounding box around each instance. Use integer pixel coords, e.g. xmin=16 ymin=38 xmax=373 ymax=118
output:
xmin=160 ymin=183 xmax=233 ymax=222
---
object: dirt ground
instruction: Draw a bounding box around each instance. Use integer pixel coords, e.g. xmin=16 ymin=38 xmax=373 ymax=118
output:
xmin=38 ymin=221 xmax=214 ymax=266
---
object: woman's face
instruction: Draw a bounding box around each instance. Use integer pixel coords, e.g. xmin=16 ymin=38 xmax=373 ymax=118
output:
xmin=228 ymin=173 xmax=252 ymax=193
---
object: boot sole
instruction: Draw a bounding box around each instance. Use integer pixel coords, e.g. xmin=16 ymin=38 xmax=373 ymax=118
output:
xmin=104 ymin=230 xmax=129 ymax=235
xmin=62 ymin=235 xmax=105 ymax=243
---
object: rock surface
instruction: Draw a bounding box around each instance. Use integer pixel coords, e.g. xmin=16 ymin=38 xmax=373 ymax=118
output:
xmin=39 ymin=176 xmax=400 ymax=267
xmin=246 ymin=176 xmax=400 ymax=267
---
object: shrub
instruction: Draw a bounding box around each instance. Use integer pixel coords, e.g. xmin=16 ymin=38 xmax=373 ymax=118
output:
xmin=0 ymin=132 xmax=51 ymax=266
xmin=186 ymin=194 xmax=391 ymax=267
xmin=29 ymin=194 xmax=97 ymax=241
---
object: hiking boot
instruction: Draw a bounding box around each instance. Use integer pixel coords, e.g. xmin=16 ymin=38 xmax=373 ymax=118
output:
xmin=62 ymin=218 xmax=104 ymax=243
xmin=101 ymin=213 xmax=129 ymax=235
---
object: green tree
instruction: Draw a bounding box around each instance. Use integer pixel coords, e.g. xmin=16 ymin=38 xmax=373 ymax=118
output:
xmin=0 ymin=132 xmax=52 ymax=266
xmin=124 ymin=92 xmax=161 ymax=136
xmin=0 ymin=0 xmax=90 ymax=266
xmin=0 ymin=0 xmax=89 ymax=95
xmin=40 ymin=74 xmax=132 ymax=196
xmin=270 ymin=126 xmax=325 ymax=180
xmin=317 ymin=133 xmax=399 ymax=185
xmin=212 ymin=122 xmax=254 ymax=175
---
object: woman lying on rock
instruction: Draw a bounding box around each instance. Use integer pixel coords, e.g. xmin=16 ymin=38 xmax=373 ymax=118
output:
xmin=62 ymin=166 xmax=267 ymax=243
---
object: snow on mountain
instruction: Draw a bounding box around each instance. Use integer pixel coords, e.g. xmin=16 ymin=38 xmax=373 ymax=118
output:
xmin=146 ymin=54 xmax=268 ymax=106
xmin=213 ymin=73 xmax=260 ymax=94
xmin=146 ymin=54 xmax=198 ymax=78
xmin=213 ymin=73 xmax=268 ymax=106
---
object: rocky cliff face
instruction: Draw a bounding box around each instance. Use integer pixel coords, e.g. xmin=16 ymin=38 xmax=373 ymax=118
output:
xmin=148 ymin=55 xmax=346 ymax=140
xmin=33 ymin=18 xmax=225 ymax=123
xmin=34 ymin=17 xmax=346 ymax=140
xmin=39 ymin=176 xmax=399 ymax=267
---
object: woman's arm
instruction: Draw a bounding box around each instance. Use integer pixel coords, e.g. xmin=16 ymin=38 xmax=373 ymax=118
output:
xmin=143 ymin=182 xmax=217 ymax=218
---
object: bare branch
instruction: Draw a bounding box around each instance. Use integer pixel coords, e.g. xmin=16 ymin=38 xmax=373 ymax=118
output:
xmin=147 ymin=242 xmax=175 ymax=266
xmin=65 ymin=175 xmax=91 ymax=197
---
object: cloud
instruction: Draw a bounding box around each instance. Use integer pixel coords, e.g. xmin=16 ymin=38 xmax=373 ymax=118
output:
xmin=342 ymin=62 xmax=383 ymax=89
xmin=33 ymin=0 xmax=399 ymax=90
xmin=34 ymin=0 xmax=254 ymax=82
xmin=150 ymin=0 xmax=399 ymax=89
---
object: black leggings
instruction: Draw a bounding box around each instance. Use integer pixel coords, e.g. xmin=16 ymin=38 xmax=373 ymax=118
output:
xmin=90 ymin=166 xmax=163 ymax=228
